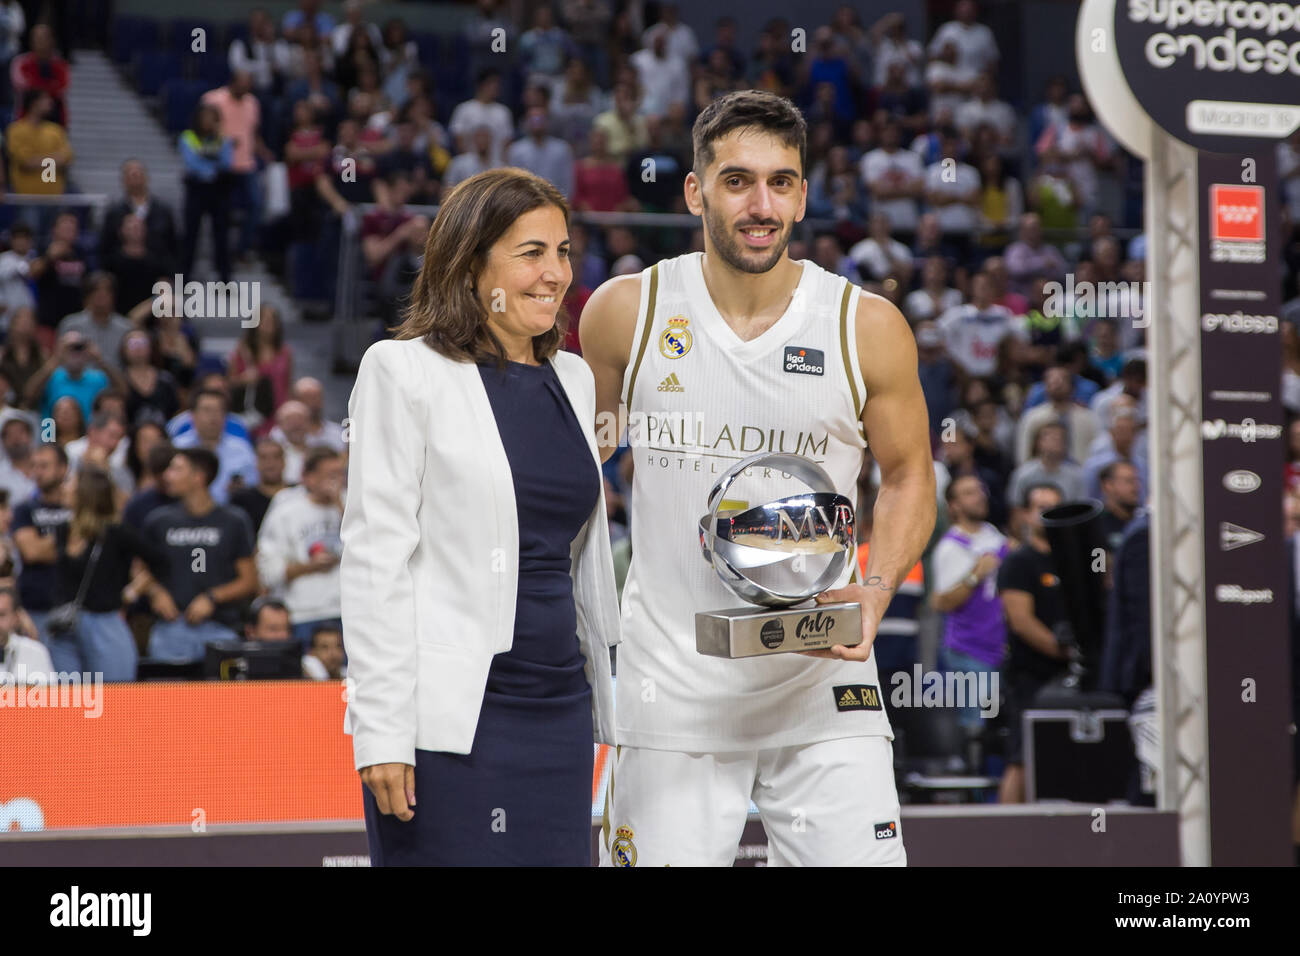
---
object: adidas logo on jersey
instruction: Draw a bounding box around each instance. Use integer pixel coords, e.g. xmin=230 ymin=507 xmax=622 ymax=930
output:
xmin=838 ymin=688 xmax=859 ymax=708
xmin=657 ymin=373 xmax=685 ymax=392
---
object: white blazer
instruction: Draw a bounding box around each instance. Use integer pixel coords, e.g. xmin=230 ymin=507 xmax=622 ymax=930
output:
xmin=339 ymin=338 xmax=620 ymax=770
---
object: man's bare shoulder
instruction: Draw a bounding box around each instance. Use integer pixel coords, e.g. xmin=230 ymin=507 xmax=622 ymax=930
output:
xmin=853 ymin=285 xmax=917 ymax=383
xmin=578 ymin=272 xmax=643 ymax=362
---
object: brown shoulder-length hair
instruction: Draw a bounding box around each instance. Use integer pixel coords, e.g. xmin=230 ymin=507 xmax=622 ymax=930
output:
xmin=393 ymin=167 xmax=570 ymax=365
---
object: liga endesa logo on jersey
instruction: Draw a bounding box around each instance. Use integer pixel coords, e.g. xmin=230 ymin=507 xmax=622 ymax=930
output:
xmin=783 ymin=346 xmax=825 ymax=376
xmin=1209 ymin=185 xmax=1265 ymax=263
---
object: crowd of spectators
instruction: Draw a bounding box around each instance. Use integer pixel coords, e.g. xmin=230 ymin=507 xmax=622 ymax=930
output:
xmin=0 ymin=1 xmax=1297 ymax=808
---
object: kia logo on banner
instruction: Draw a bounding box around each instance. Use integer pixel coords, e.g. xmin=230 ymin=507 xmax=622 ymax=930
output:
xmin=1102 ymin=0 xmax=1300 ymax=151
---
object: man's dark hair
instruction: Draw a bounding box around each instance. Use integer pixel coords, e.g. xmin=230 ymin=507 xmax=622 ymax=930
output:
xmin=88 ymin=410 xmax=126 ymax=432
xmin=692 ymin=89 xmax=807 ymax=180
xmin=8 ymin=223 xmax=32 ymax=240
xmin=82 ymin=270 xmax=116 ymax=299
xmin=0 ymin=487 xmax=10 ymax=509
xmin=311 ymin=624 xmax=342 ymax=648
xmin=146 ymin=441 xmax=177 ymax=479
xmin=1055 ymin=340 xmax=1088 ymax=365
xmin=1121 ymin=357 xmax=1148 ymax=381
xmin=174 ymin=447 xmax=219 ymax=487
xmin=944 ymin=472 xmax=982 ymax=505
xmin=34 ymin=442 xmax=68 ymax=468
xmin=1022 ymin=481 xmax=1064 ymax=509
xmin=92 ymin=388 xmax=128 ymax=413
xmin=301 ymin=446 xmax=340 ymax=477
xmin=249 ymin=597 xmax=290 ymax=629
xmin=192 ymin=387 xmax=229 ymax=413
xmin=21 ymin=89 xmax=48 ymax=114
xmin=0 ymin=416 xmax=33 ymax=440
xmin=1098 ymin=460 xmax=1136 ymax=486
xmin=475 ymin=66 xmax=500 ymax=89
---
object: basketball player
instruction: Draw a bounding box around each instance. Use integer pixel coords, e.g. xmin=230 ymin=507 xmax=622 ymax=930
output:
xmin=581 ymin=91 xmax=937 ymax=866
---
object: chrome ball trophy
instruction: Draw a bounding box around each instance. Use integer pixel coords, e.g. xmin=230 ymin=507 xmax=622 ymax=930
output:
xmin=696 ymin=452 xmax=863 ymax=658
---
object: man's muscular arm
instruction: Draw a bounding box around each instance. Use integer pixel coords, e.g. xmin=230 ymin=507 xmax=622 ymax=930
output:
xmin=807 ymin=292 xmax=937 ymax=661
xmin=578 ymin=274 xmax=642 ymax=463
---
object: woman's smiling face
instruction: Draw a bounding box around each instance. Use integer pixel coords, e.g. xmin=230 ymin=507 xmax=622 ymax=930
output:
xmin=475 ymin=205 xmax=572 ymax=358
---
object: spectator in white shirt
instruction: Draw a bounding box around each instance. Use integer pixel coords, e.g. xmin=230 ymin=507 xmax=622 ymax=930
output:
xmin=861 ymin=119 xmax=924 ymax=236
xmin=1034 ymin=94 xmax=1114 ymax=218
xmin=330 ymin=0 xmax=382 ymax=57
xmin=443 ymin=124 xmax=499 ymax=192
xmin=955 ymin=72 xmax=1017 ymax=156
xmin=0 ymin=415 xmax=37 ymax=504
xmin=256 ymin=446 xmax=343 ymax=649
xmin=630 ymin=29 xmax=690 ymax=118
xmin=848 ymin=213 xmax=914 ymax=285
xmin=65 ymin=411 xmax=134 ymax=493
xmin=0 ymin=584 xmax=52 ymax=684
xmin=1015 ymin=364 xmax=1100 ymax=465
xmin=869 ymin=12 xmax=925 ymax=89
xmin=929 ymin=0 xmax=1000 ymax=75
xmin=302 ymin=623 xmax=346 ymax=680
xmin=925 ymin=40 xmax=978 ymax=123
xmin=288 ymin=377 xmax=345 ymax=452
xmin=229 ymin=9 xmax=290 ymax=96
xmin=937 ymin=271 xmax=1027 ymax=378
xmin=904 ymin=255 xmax=963 ymax=324
xmin=642 ymin=3 xmax=699 ymax=64
xmin=924 ymin=127 xmax=981 ymax=241
xmin=447 ymin=69 xmax=516 ymax=165
xmin=0 ymin=225 xmax=35 ymax=328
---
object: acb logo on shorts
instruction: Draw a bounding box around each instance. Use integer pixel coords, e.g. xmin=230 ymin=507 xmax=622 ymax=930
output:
xmin=611 ymin=825 xmax=637 ymax=867
xmin=659 ymin=316 xmax=692 ymax=359
xmin=874 ymin=821 xmax=897 ymax=840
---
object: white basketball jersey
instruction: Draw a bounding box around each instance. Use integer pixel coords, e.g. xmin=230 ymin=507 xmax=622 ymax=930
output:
xmin=617 ymin=251 xmax=894 ymax=751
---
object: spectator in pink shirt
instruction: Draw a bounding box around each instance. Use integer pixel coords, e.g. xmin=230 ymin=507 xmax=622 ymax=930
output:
xmin=572 ymin=125 xmax=632 ymax=213
xmin=202 ymin=71 xmax=271 ymax=261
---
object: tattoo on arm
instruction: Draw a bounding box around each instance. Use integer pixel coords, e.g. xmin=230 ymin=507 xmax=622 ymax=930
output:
xmin=863 ymin=576 xmax=895 ymax=592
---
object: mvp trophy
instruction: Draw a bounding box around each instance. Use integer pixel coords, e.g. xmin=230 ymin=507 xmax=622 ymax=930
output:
xmin=696 ymin=452 xmax=863 ymax=658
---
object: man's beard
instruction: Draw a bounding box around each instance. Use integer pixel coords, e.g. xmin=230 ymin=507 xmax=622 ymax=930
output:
xmin=701 ymin=193 xmax=789 ymax=275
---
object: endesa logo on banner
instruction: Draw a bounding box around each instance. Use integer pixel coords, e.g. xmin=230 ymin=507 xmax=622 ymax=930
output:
xmin=1209 ymin=184 xmax=1266 ymax=262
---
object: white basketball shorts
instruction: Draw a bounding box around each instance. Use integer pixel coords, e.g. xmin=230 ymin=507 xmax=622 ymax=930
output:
xmin=599 ymin=735 xmax=905 ymax=866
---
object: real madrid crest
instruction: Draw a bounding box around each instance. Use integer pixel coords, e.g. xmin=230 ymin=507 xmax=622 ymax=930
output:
xmin=659 ymin=316 xmax=692 ymax=360
xmin=611 ymin=825 xmax=637 ymax=867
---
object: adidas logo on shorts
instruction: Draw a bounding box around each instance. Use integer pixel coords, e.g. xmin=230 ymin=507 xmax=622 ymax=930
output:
xmin=833 ymin=684 xmax=882 ymax=712
xmin=657 ymin=373 xmax=684 ymax=392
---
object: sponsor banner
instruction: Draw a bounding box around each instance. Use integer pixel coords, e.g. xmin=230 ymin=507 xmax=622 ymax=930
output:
xmin=1115 ymin=0 xmax=1300 ymax=151
xmin=1197 ymin=150 xmax=1292 ymax=864
xmin=0 ymin=682 xmax=615 ymax=831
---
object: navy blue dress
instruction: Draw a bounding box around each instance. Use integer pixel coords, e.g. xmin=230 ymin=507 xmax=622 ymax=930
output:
xmin=362 ymin=358 xmax=600 ymax=866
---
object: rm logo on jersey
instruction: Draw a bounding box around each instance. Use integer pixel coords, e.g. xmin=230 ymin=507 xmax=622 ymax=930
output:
xmin=659 ymin=317 xmax=692 ymax=359
xmin=783 ymin=346 xmax=824 ymax=375
xmin=833 ymin=684 xmax=882 ymax=712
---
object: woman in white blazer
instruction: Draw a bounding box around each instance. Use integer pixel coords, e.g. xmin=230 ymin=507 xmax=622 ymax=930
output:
xmin=340 ymin=168 xmax=621 ymax=866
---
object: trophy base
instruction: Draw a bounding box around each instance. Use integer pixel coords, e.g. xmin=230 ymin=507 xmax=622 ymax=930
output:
xmin=695 ymin=601 xmax=862 ymax=658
